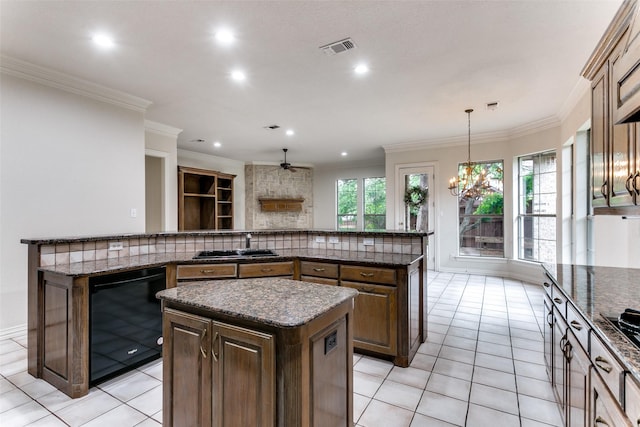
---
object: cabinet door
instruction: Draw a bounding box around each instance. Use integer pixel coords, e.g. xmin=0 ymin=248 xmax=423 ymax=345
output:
xmin=238 ymin=261 xmax=294 ymax=278
xmin=341 ymin=281 xmax=397 ymax=355
xmin=163 ymin=308 xmax=212 ymax=427
xmin=625 ymin=375 xmax=640 ymax=427
xmin=553 ymin=310 xmax=567 ymax=419
xmin=592 ymin=65 xmax=609 ymax=207
xmin=566 ymin=330 xmax=589 ymax=427
xmin=543 ymin=295 xmax=553 ymax=378
xmin=211 ymin=321 xmax=275 ymax=427
xmin=591 ymin=367 xmax=633 ymax=427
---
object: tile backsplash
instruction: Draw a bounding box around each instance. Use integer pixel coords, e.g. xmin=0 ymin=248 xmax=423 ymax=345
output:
xmin=38 ymin=232 xmax=425 ymax=266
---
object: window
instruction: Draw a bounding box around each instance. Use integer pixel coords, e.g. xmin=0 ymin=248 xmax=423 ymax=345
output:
xmin=518 ymin=151 xmax=556 ymax=263
xmin=336 ymin=177 xmax=386 ymax=230
xmin=363 ymin=177 xmax=386 ymax=230
xmin=458 ymin=160 xmax=504 ymax=257
xmin=337 ymin=179 xmax=357 ymax=230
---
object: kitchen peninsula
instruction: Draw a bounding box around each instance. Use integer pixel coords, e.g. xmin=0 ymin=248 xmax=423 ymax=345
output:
xmin=157 ymin=278 xmax=357 ymax=426
xmin=21 ymin=229 xmax=431 ymax=398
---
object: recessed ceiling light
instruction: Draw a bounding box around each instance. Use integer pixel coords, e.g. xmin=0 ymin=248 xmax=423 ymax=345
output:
xmin=231 ymin=70 xmax=246 ymax=81
xmin=215 ymin=29 xmax=235 ymax=45
xmin=213 ymin=141 xmax=222 ymax=148
xmin=354 ymin=64 xmax=369 ymax=75
xmin=92 ymin=33 xmax=115 ymax=49
xmin=286 ymin=129 xmax=295 ymax=136
xmin=341 ymin=152 xmax=348 ymax=157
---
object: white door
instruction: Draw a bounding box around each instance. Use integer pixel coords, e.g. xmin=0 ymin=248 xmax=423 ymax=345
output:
xmin=396 ymin=164 xmax=437 ymax=270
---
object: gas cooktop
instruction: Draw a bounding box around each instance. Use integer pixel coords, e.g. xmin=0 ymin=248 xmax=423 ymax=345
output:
xmin=603 ymin=314 xmax=640 ymax=351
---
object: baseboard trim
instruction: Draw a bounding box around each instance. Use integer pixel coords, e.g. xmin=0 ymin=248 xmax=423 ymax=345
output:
xmin=0 ymin=324 xmax=27 ymax=340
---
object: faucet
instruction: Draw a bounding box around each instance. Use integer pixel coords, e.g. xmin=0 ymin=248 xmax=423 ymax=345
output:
xmin=245 ymin=233 xmax=252 ymax=249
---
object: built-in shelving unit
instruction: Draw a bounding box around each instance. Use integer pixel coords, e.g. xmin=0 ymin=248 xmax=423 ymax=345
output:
xmin=178 ymin=166 xmax=235 ymax=230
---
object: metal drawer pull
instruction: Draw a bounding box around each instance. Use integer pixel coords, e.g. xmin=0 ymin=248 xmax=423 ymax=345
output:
xmin=212 ymin=332 xmax=219 ymax=362
xmin=595 ymin=416 xmax=609 ymax=426
xmin=543 ymin=282 xmax=551 ymax=288
xmin=360 ymin=272 xmax=375 ymax=278
xmin=261 ymin=268 xmax=273 ymax=272
xmin=546 ymin=312 xmax=554 ymax=326
xmin=553 ymin=297 xmax=563 ymax=304
xmin=200 ymin=328 xmax=207 ymax=358
xmin=570 ymin=320 xmax=583 ymax=331
xmin=313 ymin=268 xmax=326 ymax=272
xmin=201 ymin=269 xmax=218 ymax=274
xmin=594 ymin=356 xmax=612 ymax=373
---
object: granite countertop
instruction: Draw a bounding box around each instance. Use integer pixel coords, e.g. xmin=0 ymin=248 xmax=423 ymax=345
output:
xmin=156 ymin=278 xmax=358 ymax=328
xmin=544 ymin=263 xmax=640 ymax=378
xmin=38 ymin=249 xmax=423 ymax=276
xmin=22 ymin=229 xmax=434 ymax=245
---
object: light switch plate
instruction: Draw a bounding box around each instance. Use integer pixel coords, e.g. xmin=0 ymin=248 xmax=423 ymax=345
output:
xmin=328 ymin=236 xmax=340 ymax=244
xmin=363 ymin=238 xmax=374 ymax=246
xmin=315 ymin=236 xmax=325 ymax=243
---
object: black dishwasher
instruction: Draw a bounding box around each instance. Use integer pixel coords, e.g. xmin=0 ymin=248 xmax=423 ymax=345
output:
xmin=89 ymin=266 xmax=165 ymax=385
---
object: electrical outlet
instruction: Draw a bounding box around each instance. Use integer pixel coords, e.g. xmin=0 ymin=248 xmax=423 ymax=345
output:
xmin=315 ymin=236 xmax=325 ymax=243
xmin=363 ymin=238 xmax=374 ymax=246
xmin=108 ymin=241 xmax=124 ymax=251
xmin=328 ymin=236 xmax=340 ymax=244
xmin=130 ymin=208 xmax=137 ymax=218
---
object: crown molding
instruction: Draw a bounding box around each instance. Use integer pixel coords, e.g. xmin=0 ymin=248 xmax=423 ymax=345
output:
xmin=0 ymin=55 xmax=152 ymax=112
xmin=556 ymin=78 xmax=590 ymax=123
xmin=383 ymin=114 xmax=561 ymax=154
xmin=144 ymin=120 xmax=183 ymax=138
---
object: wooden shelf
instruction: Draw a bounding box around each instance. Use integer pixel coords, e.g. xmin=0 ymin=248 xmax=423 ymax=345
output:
xmin=259 ymin=198 xmax=304 ymax=212
xmin=178 ymin=166 xmax=235 ymax=230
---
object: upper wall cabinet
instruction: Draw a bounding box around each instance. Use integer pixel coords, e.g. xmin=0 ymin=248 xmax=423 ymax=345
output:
xmin=583 ymin=0 xmax=640 ymax=214
xmin=178 ymin=166 xmax=235 ymax=230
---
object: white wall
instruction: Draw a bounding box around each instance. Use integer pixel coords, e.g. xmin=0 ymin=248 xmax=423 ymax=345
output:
xmin=177 ymin=149 xmax=246 ymax=230
xmin=0 ymin=73 xmax=147 ymax=332
xmin=313 ymin=162 xmax=385 ymax=229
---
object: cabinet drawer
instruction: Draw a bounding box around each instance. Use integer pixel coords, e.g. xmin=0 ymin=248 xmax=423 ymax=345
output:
xmin=177 ymin=263 xmax=237 ymax=280
xmin=566 ymin=303 xmax=589 ymax=351
xmin=238 ymin=261 xmax=294 ymax=278
xmin=625 ymin=375 xmax=640 ymax=426
xmin=300 ymin=261 xmax=339 ymax=279
xmin=340 ymin=265 xmax=396 ymax=285
xmin=551 ymin=286 xmax=567 ymax=318
xmin=300 ymin=276 xmax=339 ymax=286
xmin=591 ymin=333 xmax=625 ymax=403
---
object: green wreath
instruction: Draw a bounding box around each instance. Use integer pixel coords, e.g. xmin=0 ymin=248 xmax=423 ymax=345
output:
xmin=404 ymin=186 xmax=428 ymax=209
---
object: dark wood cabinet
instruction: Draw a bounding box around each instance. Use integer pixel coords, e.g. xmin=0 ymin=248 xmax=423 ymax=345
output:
xmin=584 ymin=1 xmax=640 ymax=214
xmin=159 ymin=279 xmax=355 ymax=427
xmin=162 ymin=308 xmax=276 ymax=427
xmin=162 ymin=308 xmax=212 ymax=427
xmin=341 ymin=280 xmax=397 ymax=357
xmin=178 ymin=166 xmax=235 ymax=230
xmin=211 ymin=321 xmax=275 ymax=427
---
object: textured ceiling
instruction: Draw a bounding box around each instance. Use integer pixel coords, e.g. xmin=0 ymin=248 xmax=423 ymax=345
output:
xmin=0 ymin=0 xmax=623 ymax=166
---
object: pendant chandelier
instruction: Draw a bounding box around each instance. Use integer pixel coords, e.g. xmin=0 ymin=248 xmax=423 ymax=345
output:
xmin=448 ymin=108 xmax=491 ymax=199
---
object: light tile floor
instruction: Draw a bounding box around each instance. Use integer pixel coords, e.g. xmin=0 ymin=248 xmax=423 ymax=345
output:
xmin=0 ymin=272 xmax=563 ymax=426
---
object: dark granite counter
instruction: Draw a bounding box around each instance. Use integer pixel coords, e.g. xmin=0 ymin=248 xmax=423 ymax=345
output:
xmin=156 ymin=278 xmax=358 ymax=328
xmin=37 ymin=249 xmax=423 ymax=277
xmin=543 ymin=263 xmax=640 ymax=378
xmin=21 ymin=229 xmax=433 ymax=245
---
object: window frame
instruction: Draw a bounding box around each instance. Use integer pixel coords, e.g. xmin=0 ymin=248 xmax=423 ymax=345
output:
xmin=517 ymin=150 xmax=557 ymax=263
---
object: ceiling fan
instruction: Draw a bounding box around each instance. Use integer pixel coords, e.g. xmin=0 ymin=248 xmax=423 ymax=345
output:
xmin=279 ymin=148 xmax=308 ymax=172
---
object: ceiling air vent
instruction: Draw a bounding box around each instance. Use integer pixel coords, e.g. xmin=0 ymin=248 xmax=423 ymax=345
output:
xmin=264 ymin=124 xmax=280 ymax=130
xmin=320 ymin=38 xmax=357 ymax=55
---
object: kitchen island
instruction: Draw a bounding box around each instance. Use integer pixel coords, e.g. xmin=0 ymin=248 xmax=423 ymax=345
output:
xmin=156 ymin=277 xmax=358 ymax=427
xmin=22 ymin=229 xmax=430 ymax=397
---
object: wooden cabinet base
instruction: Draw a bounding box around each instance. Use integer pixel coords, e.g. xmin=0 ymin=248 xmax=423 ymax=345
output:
xmin=161 ymin=299 xmax=354 ymax=427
